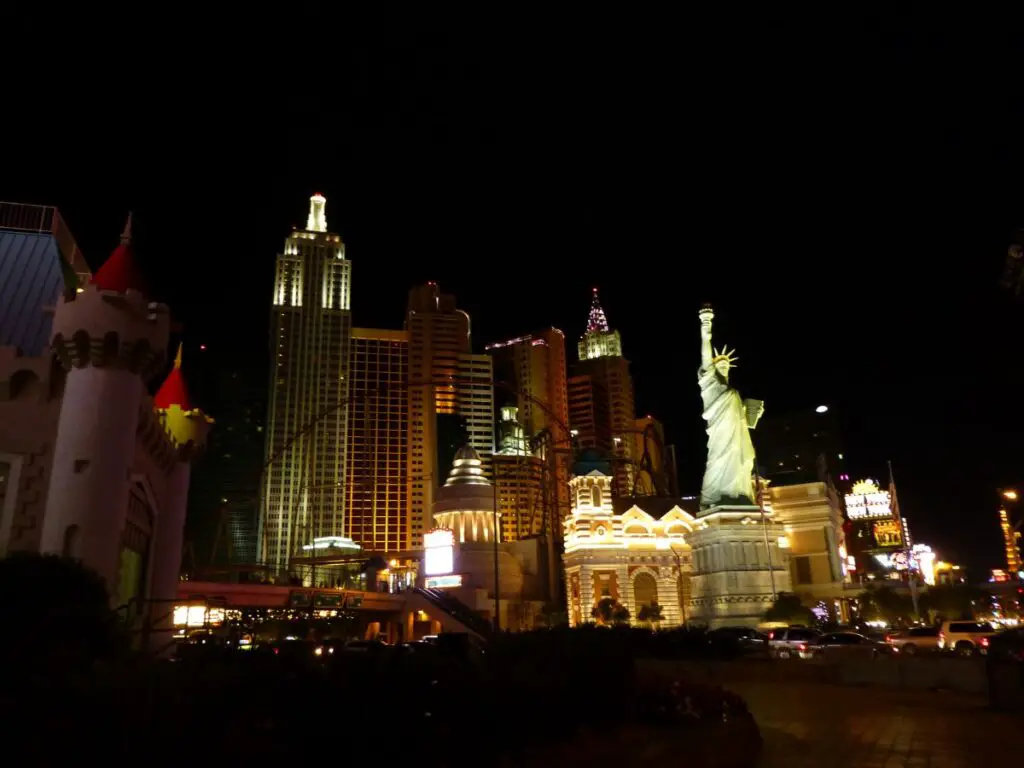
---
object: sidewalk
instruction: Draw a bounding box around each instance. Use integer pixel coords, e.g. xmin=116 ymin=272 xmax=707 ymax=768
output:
xmin=728 ymin=680 xmax=1020 ymax=767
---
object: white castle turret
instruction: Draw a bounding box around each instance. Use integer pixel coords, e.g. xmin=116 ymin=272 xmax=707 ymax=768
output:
xmin=41 ymin=216 xmax=170 ymax=587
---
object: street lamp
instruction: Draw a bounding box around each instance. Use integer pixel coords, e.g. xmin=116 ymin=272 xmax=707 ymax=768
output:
xmin=815 ymin=405 xmax=829 ymax=414
xmin=1003 ymin=490 xmax=1019 ymax=501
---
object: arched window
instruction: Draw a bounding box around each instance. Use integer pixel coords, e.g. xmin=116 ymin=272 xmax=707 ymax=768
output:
xmin=590 ymin=485 xmax=602 ymax=508
xmin=633 ymin=572 xmax=658 ymax=609
xmin=62 ymin=524 xmax=80 ymax=559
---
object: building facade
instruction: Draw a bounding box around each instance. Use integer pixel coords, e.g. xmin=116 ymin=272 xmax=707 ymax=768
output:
xmin=0 ymin=202 xmax=91 ymax=356
xmin=769 ymin=481 xmax=850 ymax=602
xmin=344 ymin=327 xmax=409 ymax=553
xmin=261 ymin=195 xmax=352 ymax=572
xmin=563 ymin=453 xmax=695 ymax=628
xmin=406 ymin=283 xmax=493 ymax=549
xmin=0 ymin=213 xmax=210 ymax=649
xmin=486 ymin=328 xmax=571 ymax=534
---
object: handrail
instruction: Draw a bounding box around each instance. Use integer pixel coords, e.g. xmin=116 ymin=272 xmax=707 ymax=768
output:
xmin=0 ymin=200 xmax=90 ymax=281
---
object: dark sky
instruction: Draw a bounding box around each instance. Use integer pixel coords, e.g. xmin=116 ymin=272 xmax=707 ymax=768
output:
xmin=4 ymin=32 xmax=1022 ymax=577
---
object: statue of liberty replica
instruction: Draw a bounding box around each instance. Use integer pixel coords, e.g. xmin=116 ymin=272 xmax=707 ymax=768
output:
xmin=697 ymin=304 xmax=764 ymax=509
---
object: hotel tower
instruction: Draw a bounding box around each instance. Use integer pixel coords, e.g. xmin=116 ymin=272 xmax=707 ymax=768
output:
xmin=260 ymin=195 xmax=352 ymax=571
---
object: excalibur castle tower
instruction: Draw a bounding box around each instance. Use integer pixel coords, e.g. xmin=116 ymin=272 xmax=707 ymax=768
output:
xmin=1 ymin=208 xmax=211 ymax=649
xmin=260 ymin=195 xmax=352 ymax=572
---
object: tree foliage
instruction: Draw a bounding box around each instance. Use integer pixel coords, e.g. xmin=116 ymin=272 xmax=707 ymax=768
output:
xmin=591 ymin=597 xmax=630 ymax=625
xmin=764 ymin=593 xmax=814 ymax=625
xmin=637 ymin=603 xmax=664 ymax=624
xmin=0 ymin=553 xmax=127 ymax=678
xmin=856 ymin=585 xmax=916 ymax=625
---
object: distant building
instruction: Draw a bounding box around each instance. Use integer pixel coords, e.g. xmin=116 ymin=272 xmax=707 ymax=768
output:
xmin=406 ymin=283 xmax=494 ymax=549
xmin=999 ymin=508 xmax=1022 ymax=574
xmin=492 ymin=407 xmax=544 ymax=541
xmin=485 ymin=329 xmax=571 ymax=535
xmin=754 ymin=405 xmax=849 ymax=490
xmin=0 ymin=202 xmax=90 ymax=355
xmin=630 ymin=415 xmax=677 ymax=496
xmin=569 ymin=289 xmax=636 ymax=496
xmin=185 ymin=365 xmax=264 ymax=568
xmin=345 ymin=328 xmax=409 ymax=553
xmin=261 ymin=195 xmax=352 ymax=573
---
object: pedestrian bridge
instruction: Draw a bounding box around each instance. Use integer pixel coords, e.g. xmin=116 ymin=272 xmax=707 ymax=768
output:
xmin=175 ymin=581 xmax=490 ymax=642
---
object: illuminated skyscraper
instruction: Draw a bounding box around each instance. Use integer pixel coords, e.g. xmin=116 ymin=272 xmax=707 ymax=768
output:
xmin=406 ymin=283 xmax=494 ymax=548
xmin=345 ymin=328 xmax=409 ymax=553
xmin=486 ymin=328 xmax=571 ymax=528
xmin=260 ymin=195 xmax=352 ymax=571
xmin=999 ymin=508 xmax=1022 ymax=574
xmin=569 ymin=288 xmax=636 ymax=495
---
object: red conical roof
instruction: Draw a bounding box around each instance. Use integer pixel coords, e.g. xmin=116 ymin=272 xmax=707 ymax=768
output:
xmin=155 ymin=344 xmax=191 ymax=410
xmin=91 ymin=213 xmax=147 ymax=294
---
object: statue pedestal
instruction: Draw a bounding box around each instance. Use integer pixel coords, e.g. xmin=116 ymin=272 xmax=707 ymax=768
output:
xmin=687 ymin=505 xmax=792 ymax=629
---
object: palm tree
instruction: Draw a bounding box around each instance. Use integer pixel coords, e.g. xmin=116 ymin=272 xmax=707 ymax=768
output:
xmin=637 ymin=602 xmax=664 ymax=626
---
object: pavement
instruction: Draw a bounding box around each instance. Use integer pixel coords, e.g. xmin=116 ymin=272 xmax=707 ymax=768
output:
xmin=727 ymin=679 xmax=1021 ymax=767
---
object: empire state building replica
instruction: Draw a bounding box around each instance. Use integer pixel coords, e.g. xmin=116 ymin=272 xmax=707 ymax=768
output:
xmin=260 ymin=195 xmax=352 ymax=573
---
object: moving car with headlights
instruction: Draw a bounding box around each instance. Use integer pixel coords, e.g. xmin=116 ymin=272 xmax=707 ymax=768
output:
xmin=886 ymin=626 xmax=940 ymax=655
xmin=814 ymin=631 xmax=894 ymax=660
xmin=767 ymin=627 xmax=819 ymax=659
xmin=937 ymin=621 xmax=997 ymax=657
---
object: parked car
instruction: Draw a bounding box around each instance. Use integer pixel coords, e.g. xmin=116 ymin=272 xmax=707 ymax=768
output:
xmin=987 ymin=628 xmax=1024 ymax=710
xmin=987 ymin=627 xmax=1024 ymax=662
xmin=886 ymin=626 xmax=940 ymax=655
xmin=767 ymin=627 xmax=819 ymax=659
xmin=937 ymin=621 xmax=997 ymax=657
xmin=814 ymin=631 xmax=893 ymax=660
xmin=707 ymin=626 xmax=769 ymax=655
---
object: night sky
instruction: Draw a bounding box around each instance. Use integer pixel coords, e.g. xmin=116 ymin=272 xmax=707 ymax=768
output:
xmin=4 ymin=34 xmax=1021 ymax=577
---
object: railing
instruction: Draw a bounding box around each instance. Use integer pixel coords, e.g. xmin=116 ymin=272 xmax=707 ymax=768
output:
xmin=0 ymin=200 xmax=91 ymax=281
xmin=412 ymin=587 xmax=493 ymax=638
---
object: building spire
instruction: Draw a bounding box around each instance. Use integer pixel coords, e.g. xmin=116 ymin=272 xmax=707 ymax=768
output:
xmin=587 ymin=287 xmax=610 ymax=333
xmin=173 ymin=342 xmax=183 ymax=369
xmin=120 ymin=212 xmax=133 ymax=244
xmin=306 ymin=193 xmax=327 ymax=233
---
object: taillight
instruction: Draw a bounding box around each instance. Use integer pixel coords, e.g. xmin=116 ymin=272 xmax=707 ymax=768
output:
xmin=885 ymin=635 xmax=892 ymax=643
xmin=798 ymin=643 xmax=807 ymax=652
xmin=981 ymin=637 xmax=989 ymax=648
xmin=768 ymin=631 xmax=775 ymax=640
xmin=939 ymin=632 xmax=945 ymax=643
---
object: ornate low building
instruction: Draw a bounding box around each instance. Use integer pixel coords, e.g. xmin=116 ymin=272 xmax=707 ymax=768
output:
xmin=0 ymin=214 xmax=211 ymax=648
xmin=563 ymin=451 xmax=696 ymax=627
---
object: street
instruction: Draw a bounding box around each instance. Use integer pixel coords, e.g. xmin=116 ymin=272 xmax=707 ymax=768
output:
xmin=729 ymin=680 xmax=1020 ymax=767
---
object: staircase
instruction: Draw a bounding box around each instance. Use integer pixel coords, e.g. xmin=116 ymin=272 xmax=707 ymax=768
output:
xmin=409 ymin=587 xmax=493 ymax=640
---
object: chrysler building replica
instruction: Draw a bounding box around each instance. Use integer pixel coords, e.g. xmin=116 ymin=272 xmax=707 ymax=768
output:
xmin=0 ymin=212 xmax=211 ymax=646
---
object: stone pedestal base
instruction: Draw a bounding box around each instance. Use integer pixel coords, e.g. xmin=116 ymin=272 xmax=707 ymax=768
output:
xmin=686 ymin=504 xmax=791 ymax=629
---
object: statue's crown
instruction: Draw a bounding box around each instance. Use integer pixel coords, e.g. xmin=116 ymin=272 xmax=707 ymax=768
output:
xmin=711 ymin=345 xmax=738 ymax=367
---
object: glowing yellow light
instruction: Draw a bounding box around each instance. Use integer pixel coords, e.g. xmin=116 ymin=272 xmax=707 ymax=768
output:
xmin=777 ymin=536 xmax=790 ymax=549
xmin=1003 ymin=490 xmax=1019 ymax=501
xmin=389 ymin=559 xmax=398 ymax=568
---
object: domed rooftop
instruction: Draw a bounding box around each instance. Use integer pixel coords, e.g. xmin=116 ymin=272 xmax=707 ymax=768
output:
xmin=445 ymin=445 xmax=489 ymax=487
xmin=433 ymin=444 xmax=493 ymax=516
